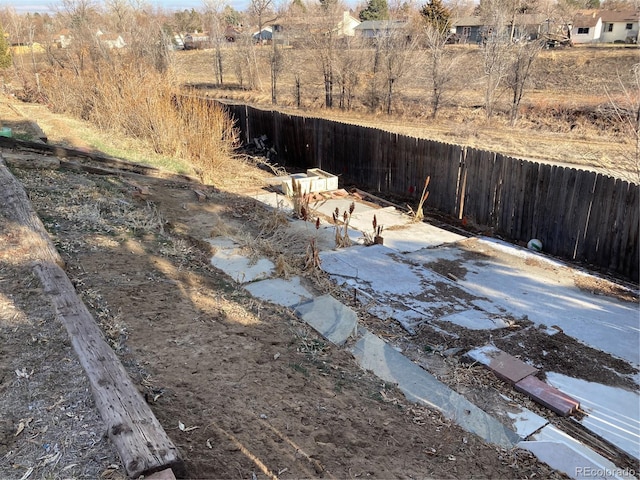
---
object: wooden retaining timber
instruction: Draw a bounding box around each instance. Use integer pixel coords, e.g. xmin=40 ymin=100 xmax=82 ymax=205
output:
xmin=220 ymin=102 xmax=639 ymax=282
xmin=0 ymin=135 xmax=200 ymax=184
xmin=0 ymin=157 xmax=185 ymax=479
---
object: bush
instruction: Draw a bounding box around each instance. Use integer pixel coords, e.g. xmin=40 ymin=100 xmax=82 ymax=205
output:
xmin=35 ymin=50 xmax=238 ymax=184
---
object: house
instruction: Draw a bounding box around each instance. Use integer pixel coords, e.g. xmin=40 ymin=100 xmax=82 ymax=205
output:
xmin=354 ymin=20 xmax=407 ymax=39
xmin=225 ymin=25 xmax=243 ymax=42
xmin=451 ymin=16 xmax=485 ymax=44
xmin=252 ymin=26 xmax=273 ymax=44
xmin=572 ymin=11 xmax=604 ymax=43
xmin=510 ymin=13 xmax=548 ymax=40
xmin=10 ymin=42 xmax=45 ymax=54
xmin=97 ymin=32 xmax=126 ymax=49
xmin=258 ymin=12 xmax=359 ymax=47
xmin=571 ymin=9 xmax=638 ymax=44
xmin=335 ymin=11 xmax=361 ymax=37
xmin=600 ymin=9 xmax=638 ymax=43
xmin=452 ymin=14 xmax=548 ymax=44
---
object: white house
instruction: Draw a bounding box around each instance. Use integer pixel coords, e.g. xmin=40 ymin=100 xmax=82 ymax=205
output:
xmin=571 ymin=9 xmax=638 ymax=44
xmin=600 ymin=9 xmax=638 ymax=43
xmin=335 ymin=11 xmax=361 ymax=37
xmin=53 ymin=29 xmax=73 ymax=49
xmin=571 ymin=11 xmax=603 ymax=43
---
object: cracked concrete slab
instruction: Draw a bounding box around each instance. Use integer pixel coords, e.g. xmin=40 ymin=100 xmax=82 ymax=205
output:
xmin=519 ymin=425 xmax=626 ymax=479
xmin=294 ymin=294 xmax=358 ymax=346
xmin=244 ymin=276 xmax=313 ymax=308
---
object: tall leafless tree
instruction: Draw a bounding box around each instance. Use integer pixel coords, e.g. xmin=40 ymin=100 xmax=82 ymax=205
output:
xmin=506 ymin=34 xmax=543 ymax=125
xmin=203 ymin=0 xmax=226 ymax=86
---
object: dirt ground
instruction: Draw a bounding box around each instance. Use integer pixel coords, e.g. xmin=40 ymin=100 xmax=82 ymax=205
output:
xmin=0 ymin=96 xmax=637 ymax=479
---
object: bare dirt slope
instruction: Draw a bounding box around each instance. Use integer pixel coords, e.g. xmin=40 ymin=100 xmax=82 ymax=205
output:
xmin=1 ymin=162 xmax=567 ymax=479
xmin=0 ymin=96 xmax=573 ymax=479
xmin=1 ymin=95 xmax=637 ymax=479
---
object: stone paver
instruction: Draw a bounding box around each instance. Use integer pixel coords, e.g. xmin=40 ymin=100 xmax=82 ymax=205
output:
xmin=294 ymin=295 xmax=358 ymax=346
xmin=351 ymin=329 xmax=521 ymax=448
xmin=515 ymin=375 xmax=580 ymax=417
xmin=467 ymin=345 xmax=538 ymax=384
xmin=244 ymin=277 xmax=313 ymax=308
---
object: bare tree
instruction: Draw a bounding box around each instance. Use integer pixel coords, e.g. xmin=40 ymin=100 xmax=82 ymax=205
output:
xmin=419 ymin=0 xmax=462 ymax=118
xmin=371 ymin=21 xmax=418 ymax=115
xmin=270 ymin=35 xmax=285 ymax=104
xmin=506 ymin=35 xmax=543 ymax=125
xmin=203 ymin=0 xmax=226 ymax=86
xmin=604 ymin=63 xmax=640 ymax=182
xmin=335 ymin=39 xmax=361 ymax=110
xmin=478 ymin=0 xmax=512 ymax=119
xmin=422 ymin=24 xmax=461 ymax=118
xmin=307 ymin=0 xmax=345 ymax=109
xmin=249 ymin=0 xmax=277 ymax=44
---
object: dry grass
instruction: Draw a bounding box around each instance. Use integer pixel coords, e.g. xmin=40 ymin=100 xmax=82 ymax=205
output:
xmin=176 ymin=45 xmax=639 ymax=183
xmin=20 ymin=51 xmax=240 ymax=186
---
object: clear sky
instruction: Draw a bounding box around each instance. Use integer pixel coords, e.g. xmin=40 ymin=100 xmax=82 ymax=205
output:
xmin=2 ymin=0 xmax=250 ymax=15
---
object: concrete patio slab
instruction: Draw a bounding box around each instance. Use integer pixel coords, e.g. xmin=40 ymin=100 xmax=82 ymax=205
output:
xmin=545 ymin=372 xmax=640 ymax=460
xmin=515 ymin=375 xmax=580 ymax=417
xmin=519 ymin=425 xmax=627 ymax=479
xmin=439 ymin=310 xmax=512 ymax=330
xmin=466 ymin=345 xmax=539 ymax=384
xmin=350 ymin=329 xmax=521 ymax=448
xmin=294 ymin=295 xmax=358 ymax=346
xmin=376 ymin=221 xmax=466 ymax=252
xmin=244 ymin=276 xmax=313 ymax=308
xmin=409 ymin=237 xmax=640 ymax=368
xmin=505 ymin=404 xmax=549 ymax=438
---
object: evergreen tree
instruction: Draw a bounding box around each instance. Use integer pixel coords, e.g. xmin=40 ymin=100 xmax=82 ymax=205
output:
xmin=359 ymin=0 xmax=389 ymax=21
xmin=420 ymin=0 xmax=452 ymax=34
xmin=0 ymin=27 xmax=12 ymax=70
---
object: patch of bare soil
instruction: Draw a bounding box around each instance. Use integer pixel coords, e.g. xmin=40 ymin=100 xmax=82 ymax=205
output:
xmin=0 ymin=161 xmax=570 ymax=479
xmin=0 ymin=221 xmax=123 ymax=480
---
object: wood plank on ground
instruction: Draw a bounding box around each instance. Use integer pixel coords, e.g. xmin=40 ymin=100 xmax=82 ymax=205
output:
xmin=0 ymin=158 xmax=185 ymax=479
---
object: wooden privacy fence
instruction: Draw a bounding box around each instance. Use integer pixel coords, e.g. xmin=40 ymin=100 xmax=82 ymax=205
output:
xmin=221 ymin=102 xmax=639 ymax=282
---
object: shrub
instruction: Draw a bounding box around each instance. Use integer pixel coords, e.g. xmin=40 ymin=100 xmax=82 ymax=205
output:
xmin=34 ymin=49 xmax=238 ymax=184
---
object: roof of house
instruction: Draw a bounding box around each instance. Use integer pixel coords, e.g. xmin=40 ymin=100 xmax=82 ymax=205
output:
xmin=452 ymin=17 xmax=486 ymax=27
xmin=573 ymin=11 xmax=601 ymax=27
xmin=600 ymin=9 xmax=639 ymax=23
xmin=452 ymin=14 xmax=546 ymax=28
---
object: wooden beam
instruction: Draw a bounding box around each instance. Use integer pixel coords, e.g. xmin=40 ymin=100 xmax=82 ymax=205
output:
xmin=4 ymin=152 xmax=60 ymax=170
xmin=0 ymin=157 xmax=64 ymax=267
xmin=0 ymin=135 xmax=200 ymax=183
xmin=34 ymin=262 xmax=185 ymax=478
xmin=0 ymin=158 xmax=185 ymax=478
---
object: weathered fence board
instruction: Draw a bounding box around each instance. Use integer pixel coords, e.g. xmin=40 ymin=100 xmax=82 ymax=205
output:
xmin=218 ymin=101 xmax=639 ymax=282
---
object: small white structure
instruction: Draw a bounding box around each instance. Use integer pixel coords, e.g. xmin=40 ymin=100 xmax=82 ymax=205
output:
xmin=572 ymin=11 xmax=603 ymax=43
xmin=335 ymin=11 xmax=361 ymax=37
xmin=282 ymin=169 xmax=339 ymax=196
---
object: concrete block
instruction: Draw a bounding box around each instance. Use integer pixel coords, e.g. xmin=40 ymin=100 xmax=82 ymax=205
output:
xmin=515 ymin=375 xmax=580 ymax=417
xmin=144 ymin=468 xmax=177 ymax=480
xmin=519 ymin=425 xmax=625 ymax=479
